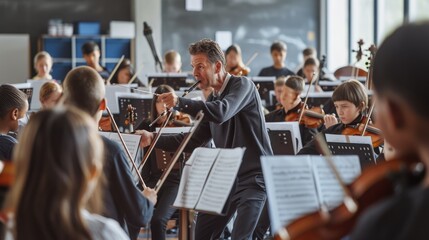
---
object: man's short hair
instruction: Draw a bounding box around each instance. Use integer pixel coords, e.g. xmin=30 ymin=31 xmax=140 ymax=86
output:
xmin=270 ymin=41 xmax=287 ymax=53
xmin=189 ymin=39 xmax=226 ymax=66
xmin=81 ymin=41 xmax=100 ymax=55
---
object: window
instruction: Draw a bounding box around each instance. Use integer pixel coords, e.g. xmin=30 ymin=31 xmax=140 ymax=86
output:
xmin=326 ymin=0 xmax=349 ymax=72
xmin=377 ymin=0 xmax=404 ymax=43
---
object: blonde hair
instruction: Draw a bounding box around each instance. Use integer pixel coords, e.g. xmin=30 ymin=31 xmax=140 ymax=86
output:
xmin=6 ymin=107 xmax=104 ymax=240
xmin=164 ymin=50 xmax=181 ymax=65
xmin=39 ymin=81 xmax=63 ymax=103
xmin=33 ymin=51 xmax=53 ymax=69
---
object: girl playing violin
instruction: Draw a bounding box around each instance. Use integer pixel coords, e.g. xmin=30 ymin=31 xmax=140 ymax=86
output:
xmin=140 ymin=84 xmax=191 ymax=240
xmin=351 ymin=22 xmax=429 ymax=240
xmin=3 ymin=107 xmax=129 ymax=240
xmin=225 ymin=44 xmax=250 ymax=76
xmin=298 ymin=79 xmax=370 ymax=155
xmin=265 ymin=75 xmax=325 ymax=146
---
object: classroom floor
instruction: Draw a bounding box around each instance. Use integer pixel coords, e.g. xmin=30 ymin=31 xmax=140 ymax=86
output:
xmin=137 ymin=220 xmax=179 ymax=240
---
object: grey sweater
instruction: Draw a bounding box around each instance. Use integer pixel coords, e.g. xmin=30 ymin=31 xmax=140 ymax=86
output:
xmin=157 ymin=75 xmax=273 ymax=182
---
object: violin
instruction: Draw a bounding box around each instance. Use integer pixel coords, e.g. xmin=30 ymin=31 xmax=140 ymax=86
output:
xmin=228 ymin=65 xmax=250 ymax=76
xmin=341 ymin=116 xmax=384 ymax=148
xmin=285 ymin=102 xmax=325 ymax=129
xmin=169 ymin=111 xmax=192 ymax=127
xmin=124 ymin=104 xmax=137 ymax=133
xmin=274 ymin=154 xmax=423 ymax=240
xmin=0 ymin=160 xmax=14 ymax=187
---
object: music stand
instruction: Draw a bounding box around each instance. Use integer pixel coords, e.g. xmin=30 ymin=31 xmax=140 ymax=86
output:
xmin=116 ymin=92 xmax=152 ymax=133
xmin=266 ymin=122 xmax=302 ymax=155
xmin=318 ymin=81 xmax=342 ymax=92
xmin=154 ymin=127 xmax=192 ymax=171
xmin=26 ymin=79 xmax=51 ymax=111
xmin=249 ymin=76 xmax=276 ymax=106
xmin=146 ymin=72 xmax=190 ymax=90
xmin=301 ymin=91 xmax=335 ymax=115
xmin=325 ymin=134 xmax=376 ymax=170
xmin=105 ymin=84 xmax=137 ymax=114
xmin=12 ymin=83 xmax=33 ymax=109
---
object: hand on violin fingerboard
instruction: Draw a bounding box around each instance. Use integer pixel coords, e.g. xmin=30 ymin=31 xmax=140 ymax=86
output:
xmin=324 ymin=114 xmax=338 ymax=128
xmin=136 ymin=130 xmax=154 ymax=148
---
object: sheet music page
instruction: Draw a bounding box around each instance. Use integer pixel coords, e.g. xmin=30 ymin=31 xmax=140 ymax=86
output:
xmin=261 ymin=155 xmax=320 ymax=234
xmin=99 ymin=132 xmax=141 ymax=163
xmin=173 ymin=148 xmax=220 ymax=209
xmin=195 ymin=147 xmax=244 ymax=214
xmin=325 ymin=134 xmax=372 ymax=145
xmin=312 ymin=155 xmax=361 ymax=210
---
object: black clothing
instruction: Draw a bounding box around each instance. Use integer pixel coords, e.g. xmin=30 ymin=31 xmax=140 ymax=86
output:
xmin=0 ymin=134 xmax=17 ymax=160
xmin=264 ymin=104 xmax=324 ymax=146
xmin=101 ymin=136 xmax=154 ymax=239
xmin=298 ymin=115 xmax=365 ymax=155
xmin=352 ymin=186 xmax=429 ymax=240
xmin=258 ymin=66 xmax=295 ymax=78
xmin=141 ymin=124 xmax=182 ymax=240
xmin=98 ymin=67 xmax=110 ymax=81
xmin=156 ymin=75 xmax=273 ymax=239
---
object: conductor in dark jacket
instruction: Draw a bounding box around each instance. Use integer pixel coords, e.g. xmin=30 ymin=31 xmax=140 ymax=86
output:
xmin=138 ymin=38 xmax=273 ymax=240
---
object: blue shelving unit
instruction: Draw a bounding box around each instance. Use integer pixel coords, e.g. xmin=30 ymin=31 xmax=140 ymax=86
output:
xmin=40 ymin=35 xmax=133 ymax=82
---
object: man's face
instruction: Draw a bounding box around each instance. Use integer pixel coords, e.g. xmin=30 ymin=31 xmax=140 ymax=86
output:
xmin=191 ymin=53 xmax=218 ymax=90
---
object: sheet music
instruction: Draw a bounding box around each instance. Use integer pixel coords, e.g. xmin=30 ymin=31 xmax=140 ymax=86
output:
xmin=99 ymin=132 xmax=141 ymax=162
xmin=325 ymin=134 xmax=373 ymax=145
xmin=173 ymin=148 xmax=220 ymax=209
xmin=195 ymin=148 xmax=244 ymax=214
xmin=312 ymin=156 xmax=361 ymax=210
xmin=261 ymin=155 xmax=320 ymax=233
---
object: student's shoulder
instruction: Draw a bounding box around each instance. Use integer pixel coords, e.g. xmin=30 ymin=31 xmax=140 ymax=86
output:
xmin=100 ymin=135 xmax=123 ymax=155
xmin=84 ymin=211 xmax=129 ymax=240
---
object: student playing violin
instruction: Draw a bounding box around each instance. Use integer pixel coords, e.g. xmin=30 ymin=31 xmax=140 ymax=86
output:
xmin=351 ymin=22 xmax=429 ymax=240
xmin=139 ymin=84 xmax=191 ymax=240
xmin=225 ymin=44 xmax=250 ymax=76
xmin=265 ymin=75 xmax=325 ymax=146
xmin=298 ymin=79 xmax=370 ymax=155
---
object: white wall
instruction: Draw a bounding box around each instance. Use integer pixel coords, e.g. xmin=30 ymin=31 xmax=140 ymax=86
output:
xmin=132 ymin=0 xmax=162 ymax=85
xmin=0 ymin=34 xmax=30 ymax=84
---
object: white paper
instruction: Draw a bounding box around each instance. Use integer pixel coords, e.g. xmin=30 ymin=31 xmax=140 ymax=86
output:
xmin=196 ymin=148 xmax=244 ymax=213
xmin=173 ymin=147 xmax=244 ymax=214
xmin=173 ymin=148 xmax=220 ymax=209
xmin=215 ymin=31 xmax=232 ymax=51
xmin=261 ymin=155 xmax=361 ymax=234
xmin=261 ymin=155 xmax=320 ymax=233
xmin=312 ymin=156 xmax=361 ymax=210
xmin=99 ymin=132 xmax=141 ymax=163
xmin=185 ymin=0 xmax=203 ymax=11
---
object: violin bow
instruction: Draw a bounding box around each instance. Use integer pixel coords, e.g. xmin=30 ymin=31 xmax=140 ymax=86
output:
xmin=361 ymin=100 xmax=376 ymax=137
xmin=138 ymin=110 xmax=174 ymax=172
xmin=315 ymin=134 xmax=358 ymax=214
xmin=154 ymin=111 xmax=204 ymax=193
xmin=105 ymin=55 xmax=125 ymax=85
xmin=106 ymin=106 xmax=147 ymax=189
xmin=298 ymin=71 xmax=319 ymax=123
xmin=244 ymin=52 xmax=259 ymax=67
xmin=128 ymin=63 xmax=145 ymax=84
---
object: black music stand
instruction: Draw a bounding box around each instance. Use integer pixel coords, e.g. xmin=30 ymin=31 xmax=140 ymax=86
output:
xmin=147 ymin=73 xmax=190 ymax=90
xmin=250 ymin=76 xmax=275 ymax=106
xmin=266 ymin=122 xmax=302 ymax=155
xmin=117 ymin=93 xmax=153 ymax=133
xmin=325 ymin=134 xmax=376 ymax=170
xmin=301 ymin=92 xmax=336 ymax=115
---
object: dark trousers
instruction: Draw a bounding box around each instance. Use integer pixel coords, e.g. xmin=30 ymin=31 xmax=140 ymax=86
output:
xmin=150 ymin=182 xmax=179 ymax=240
xmin=194 ymin=175 xmax=266 ymax=240
xmin=253 ymin=201 xmax=270 ymax=239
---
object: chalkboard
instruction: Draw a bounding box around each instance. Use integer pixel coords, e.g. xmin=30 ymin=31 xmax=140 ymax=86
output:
xmin=162 ymin=0 xmax=319 ymax=76
xmin=0 ymin=0 xmax=131 ymax=77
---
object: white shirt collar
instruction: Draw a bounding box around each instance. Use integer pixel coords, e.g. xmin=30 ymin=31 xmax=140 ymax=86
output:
xmin=213 ymin=73 xmax=231 ymax=97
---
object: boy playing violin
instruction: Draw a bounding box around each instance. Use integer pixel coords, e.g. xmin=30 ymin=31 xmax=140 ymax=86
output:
xmin=298 ymin=79 xmax=368 ymax=155
xmin=351 ymin=22 xmax=429 ymax=239
xmin=265 ymin=75 xmax=325 ymax=146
